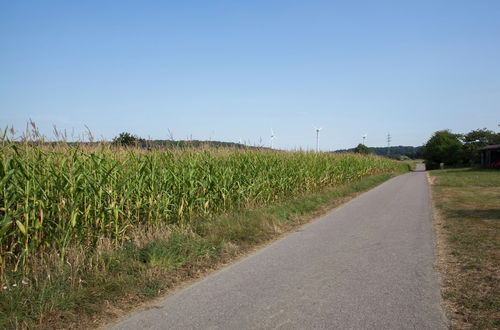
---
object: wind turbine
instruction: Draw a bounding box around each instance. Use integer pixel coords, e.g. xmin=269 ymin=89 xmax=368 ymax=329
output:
xmin=270 ymin=129 xmax=276 ymax=149
xmin=362 ymin=133 xmax=367 ymax=145
xmin=315 ymin=127 xmax=322 ymax=152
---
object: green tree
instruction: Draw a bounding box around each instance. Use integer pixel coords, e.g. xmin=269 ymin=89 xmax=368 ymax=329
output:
xmin=387 ymin=154 xmax=403 ymax=160
xmin=461 ymin=128 xmax=500 ymax=165
xmin=422 ymin=130 xmax=463 ymax=169
xmin=462 ymin=129 xmax=492 ymax=165
xmin=354 ymin=144 xmax=371 ymax=155
xmin=112 ymin=132 xmax=143 ymax=146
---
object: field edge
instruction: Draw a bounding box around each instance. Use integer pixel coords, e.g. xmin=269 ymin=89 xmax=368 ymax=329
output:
xmin=1 ymin=171 xmax=408 ymax=330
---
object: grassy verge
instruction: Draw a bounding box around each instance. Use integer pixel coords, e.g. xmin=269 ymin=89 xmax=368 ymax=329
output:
xmin=428 ymin=169 xmax=500 ymax=329
xmin=0 ymin=172 xmax=404 ymax=329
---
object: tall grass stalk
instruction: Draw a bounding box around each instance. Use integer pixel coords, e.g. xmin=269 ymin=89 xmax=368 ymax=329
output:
xmin=0 ymin=139 xmax=406 ymax=275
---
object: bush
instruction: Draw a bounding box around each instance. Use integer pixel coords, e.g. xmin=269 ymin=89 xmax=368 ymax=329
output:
xmin=354 ymin=144 xmax=371 ymax=155
xmin=422 ymin=130 xmax=463 ymax=169
xmin=112 ymin=132 xmax=144 ymax=146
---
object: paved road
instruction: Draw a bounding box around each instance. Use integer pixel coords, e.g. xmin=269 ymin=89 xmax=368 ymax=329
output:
xmin=110 ymin=164 xmax=447 ymax=330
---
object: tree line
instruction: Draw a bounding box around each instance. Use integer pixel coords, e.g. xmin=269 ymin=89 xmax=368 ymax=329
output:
xmin=112 ymin=132 xmax=249 ymax=149
xmin=422 ymin=128 xmax=500 ymax=169
xmin=335 ymin=145 xmax=422 ymax=159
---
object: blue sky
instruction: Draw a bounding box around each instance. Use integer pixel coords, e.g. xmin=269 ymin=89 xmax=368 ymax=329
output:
xmin=1 ymin=1 xmax=499 ymax=150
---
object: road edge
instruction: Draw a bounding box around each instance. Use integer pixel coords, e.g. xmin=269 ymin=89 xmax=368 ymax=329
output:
xmin=426 ymin=172 xmax=453 ymax=330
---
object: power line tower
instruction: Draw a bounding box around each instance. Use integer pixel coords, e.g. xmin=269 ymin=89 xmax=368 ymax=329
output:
xmin=387 ymin=132 xmax=391 ymax=155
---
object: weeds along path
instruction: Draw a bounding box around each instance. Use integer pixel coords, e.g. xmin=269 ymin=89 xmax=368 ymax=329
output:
xmin=110 ymin=165 xmax=447 ymax=330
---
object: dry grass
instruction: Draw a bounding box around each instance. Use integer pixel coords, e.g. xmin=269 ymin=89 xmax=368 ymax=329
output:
xmin=428 ymin=169 xmax=500 ymax=329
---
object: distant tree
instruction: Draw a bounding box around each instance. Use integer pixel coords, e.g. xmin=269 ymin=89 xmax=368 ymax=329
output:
xmin=462 ymin=128 xmax=497 ymax=144
xmin=422 ymin=130 xmax=463 ymax=169
xmin=341 ymin=146 xmax=422 ymax=158
xmin=112 ymin=132 xmax=143 ymax=146
xmin=461 ymin=128 xmax=500 ymax=165
xmin=354 ymin=144 xmax=371 ymax=155
xmin=387 ymin=154 xmax=403 ymax=160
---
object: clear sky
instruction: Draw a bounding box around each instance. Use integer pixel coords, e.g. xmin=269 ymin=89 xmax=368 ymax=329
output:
xmin=1 ymin=1 xmax=499 ymax=150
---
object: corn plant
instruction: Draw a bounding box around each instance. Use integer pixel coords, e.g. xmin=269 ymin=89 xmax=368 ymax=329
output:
xmin=0 ymin=140 xmax=406 ymax=273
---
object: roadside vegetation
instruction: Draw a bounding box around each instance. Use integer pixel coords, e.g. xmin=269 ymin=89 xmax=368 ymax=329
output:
xmin=0 ymin=133 xmax=409 ymax=329
xmin=428 ymin=169 xmax=499 ymax=329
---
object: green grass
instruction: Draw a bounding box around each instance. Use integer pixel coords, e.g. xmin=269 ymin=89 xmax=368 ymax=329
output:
xmin=429 ymin=168 xmax=500 ymax=329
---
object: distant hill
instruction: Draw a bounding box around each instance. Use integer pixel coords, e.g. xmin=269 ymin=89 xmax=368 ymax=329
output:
xmin=334 ymin=145 xmax=422 ymax=158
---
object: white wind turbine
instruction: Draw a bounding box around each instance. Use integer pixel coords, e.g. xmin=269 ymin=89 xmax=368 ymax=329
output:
xmin=315 ymin=127 xmax=322 ymax=152
xmin=270 ymin=129 xmax=276 ymax=149
xmin=362 ymin=133 xmax=367 ymax=145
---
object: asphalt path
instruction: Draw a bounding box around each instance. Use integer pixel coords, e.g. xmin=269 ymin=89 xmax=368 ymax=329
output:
xmin=110 ymin=164 xmax=447 ymax=329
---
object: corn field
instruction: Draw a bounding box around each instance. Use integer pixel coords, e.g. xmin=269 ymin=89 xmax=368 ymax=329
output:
xmin=0 ymin=141 xmax=406 ymax=272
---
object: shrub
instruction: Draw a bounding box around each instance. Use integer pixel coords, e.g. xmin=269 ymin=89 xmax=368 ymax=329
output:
xmin=422 ymin=130 xmax=463 ymax=169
